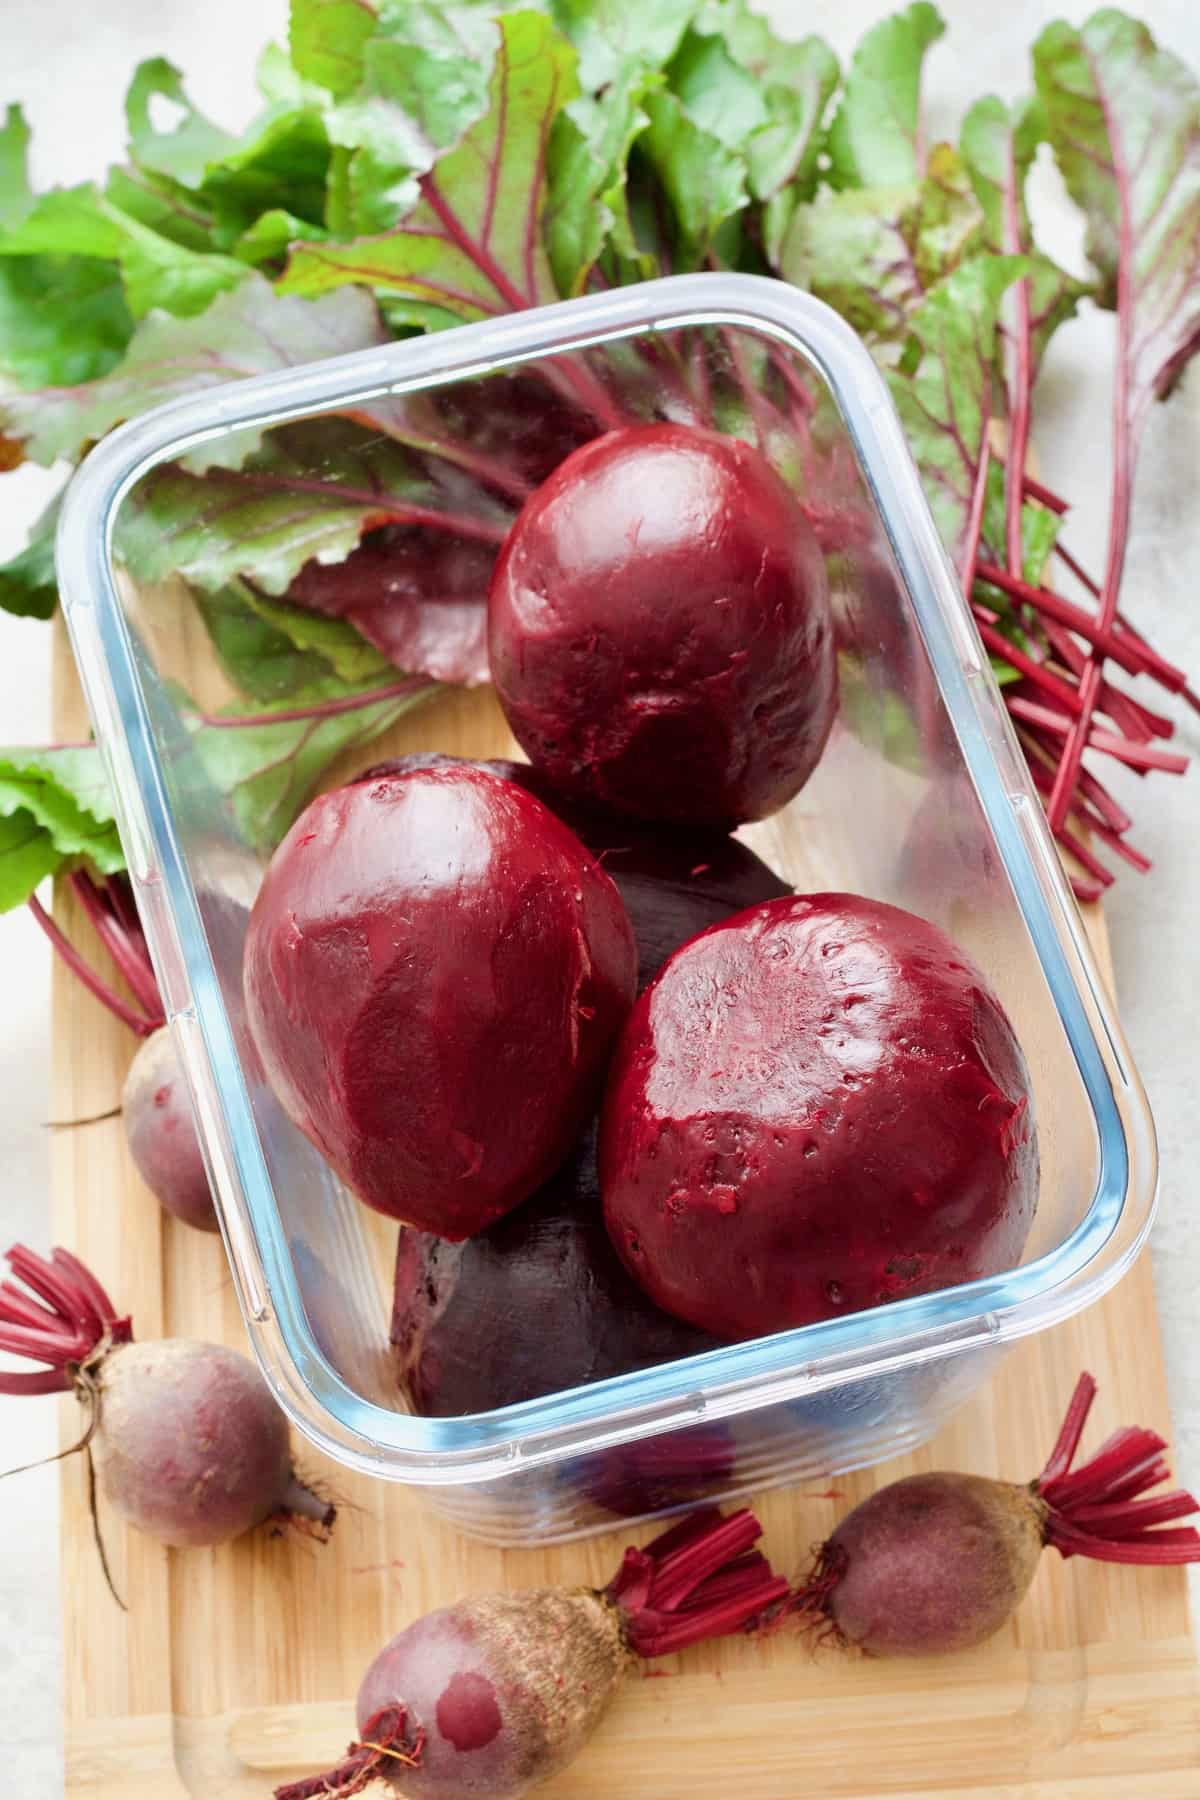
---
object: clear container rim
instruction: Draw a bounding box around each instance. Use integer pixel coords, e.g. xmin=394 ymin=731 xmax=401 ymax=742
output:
xmin=54 ymin=272 xmax=1157 ymax=1487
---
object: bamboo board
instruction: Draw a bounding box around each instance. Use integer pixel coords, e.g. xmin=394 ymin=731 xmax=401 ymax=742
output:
xmin=50 ymin=622 xmax=1199 ymax=1798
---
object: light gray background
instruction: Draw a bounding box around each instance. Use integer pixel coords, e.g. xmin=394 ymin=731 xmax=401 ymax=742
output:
xmin=1 ymin=3 xmax=1197 ymax=1791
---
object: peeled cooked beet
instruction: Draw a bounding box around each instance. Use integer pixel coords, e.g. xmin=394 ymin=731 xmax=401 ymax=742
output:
xmin=244 ymin=765 xmax=635 ymax=1237
xmin=356 ymin=752 xmax=791 ymax=992
xmin=488 ymin=423 xmax=837 ymax=827
xmin=391 ymin=1126 xmax=719 ymax=1417
xmin=601 ymin=893 xmax=1038 ymax=1341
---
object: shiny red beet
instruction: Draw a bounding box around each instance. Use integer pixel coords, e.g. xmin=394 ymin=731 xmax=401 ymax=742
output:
xmin=391 ymin=1126 xmax=719 ymax=1417
xmin=356 ymin=752 xmax=791 ymax=992
xmin=488 ymin=424 xmax=836 ymax=827
xmin=601 ymin=894 xmax=1038 ymax=1341
xmin=244 ymin=765 xmax=636 ymax=1237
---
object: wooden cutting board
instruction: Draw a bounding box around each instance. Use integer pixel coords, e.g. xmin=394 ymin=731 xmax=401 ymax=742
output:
xmin=48 ymin=623 xmax=1199 ymax=1798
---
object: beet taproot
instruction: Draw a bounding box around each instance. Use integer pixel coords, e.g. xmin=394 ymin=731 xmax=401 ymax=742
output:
xmin=391 ymin=1126 xmax=719 ymax=1417
xmin=356 ymin=751 xmax=791 ymax=992
xmin=244 ymin=763 xmax=636 ymax=1237
xmin=601 ymin=893 xmax=1038 ymax=1341
xmin=121 ymin=1028 xmax=218 ymax=1233
xmin=488 ymin=423 xmax=836 ymax=827
xmin=785 ymin=1373 xmax=1200 ymax=1657
xmin=275 ymin=1507 xmax=787 ymax=1799
xmin=0 ymin=1246 xmax=332 ymax=1550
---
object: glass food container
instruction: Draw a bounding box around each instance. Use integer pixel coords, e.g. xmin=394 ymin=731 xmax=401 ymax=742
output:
xmin=55 ymin=273 xmax=1156 ymax=1544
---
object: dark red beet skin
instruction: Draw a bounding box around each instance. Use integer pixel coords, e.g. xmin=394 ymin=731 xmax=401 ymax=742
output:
xmin=244 ymin=766 xmax=636 ymax=1237
xmin=488 ymin=423 xmax=837 ymax=827
xmin=601 ymin=894 xmax=1038 ymax=1341
xmin=391 ymin=1126 xmax=719 ymax=1417
xmin=357 ymin=752 xmax=791 ymax=992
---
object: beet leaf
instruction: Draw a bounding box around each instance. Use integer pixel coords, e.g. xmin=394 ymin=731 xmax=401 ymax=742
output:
xmin=0 ymin=747 xmax=125 ymax=911
xmin=826 ymin=3 xmax=945 ymax=191
xmin=780 ymin=144 xmax=984 ymax=344
xmin=281 ymin=12 xmax=576 ymax=315
xmin=0 ymin=274 xmax=392 ymax=470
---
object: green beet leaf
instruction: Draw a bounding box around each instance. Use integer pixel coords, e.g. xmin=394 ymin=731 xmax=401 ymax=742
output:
xmin=0 ymin=745 xmax=125 ymax=912
xmin=188 ymin=681 xmax=432 ymax=853
xmin=289 ymin=0 xmax=380 ymax=98
xmin=827 ymin=3 xmax=945 ymax=191
xmin=781 ymin=143 xmax=983 ymax=343
xmin=115 ymin=419 xmax=440 ymax=601
xmin=282 ymin=11 xmax=576 ymax=316
xmin=193 ymin=578 xmax=391 ymax=704
xmin=124 ymin=59 xmax=242 ymax=189
xmin=0 ymin=495 xmax=60 ymax=620
xmin=546 ymin=61 xmax=661 ymax=294
xmin=887 ymin=254 xmax=1025 ymax=568
xmin=1035 ymin=9 xmax=1200 ymax=446
xmin=551 ymin=0 xmax=695 ymax=92
xmin=0 ymin=274 xmax=390 ymax=469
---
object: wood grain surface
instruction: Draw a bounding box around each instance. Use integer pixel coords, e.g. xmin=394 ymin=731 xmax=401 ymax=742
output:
xmin=50 ymin=624 xmax=1198 ymax=1798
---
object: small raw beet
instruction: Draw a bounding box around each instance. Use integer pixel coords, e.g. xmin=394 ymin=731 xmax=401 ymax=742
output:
xmin=786 ymin=1373 xmax=1200 ymax=1657
xmin=488 ymin=423 xmax=836 ymax=827
xmin=244 ymin=764 xmax=636 ymax=1237
xmin=275 ymin=1507 xmax=788 ymax=1799
xmin=0 ymin=1245 xmax=333 ymax=1550
xmin=122 ymin=1028 xmax=218 ymax=1233
xmin=358 ymin=752 xmax=791 ymax=990
xmin=391 ymin=1127 xmax=719 ymax=1417
xmin=601 ymin=893 xmax=1038 ymax=1341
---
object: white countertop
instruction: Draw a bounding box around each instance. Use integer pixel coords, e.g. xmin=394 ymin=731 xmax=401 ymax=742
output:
xmin=1 ymin=2 xmax=1197 ymax=1791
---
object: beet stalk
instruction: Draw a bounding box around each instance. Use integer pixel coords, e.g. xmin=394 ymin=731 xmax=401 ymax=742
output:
xmin=0 ymin=1244 xmax=333 ymax=1551
xmin=781 ymin=1373 xmax=1200 ymax=1658
xmin=276 ymin=1506 xmax=787 ymax=1799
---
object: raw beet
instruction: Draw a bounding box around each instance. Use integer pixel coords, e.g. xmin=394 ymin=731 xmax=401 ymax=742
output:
xmin=391 ymin=1126 xmax=719 ymax=1417
xmin=122 ymin=1028 xmax=218 ymax=1233
xmin=357 ymin=751 xmax=791 ymax=991
xmin=0 ymin=1246 xmax=332 ymax=1550
xmin=244 ymin=764 xmax=636 ymax=1237
xmin=601 ymin=893 xmax=1038 ymax=1341
xmin=288 ymin=525 xmax=495 ymax=685
xmin=488 ymin=423 xmax=837 ymax=827
xmin=787 ymin=1374 xmax=1200 ymax=1657
xmin=275 ymin=1508 xmax=788 ymax=1800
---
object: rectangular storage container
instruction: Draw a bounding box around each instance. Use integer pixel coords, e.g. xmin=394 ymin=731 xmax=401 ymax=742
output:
xmin=55 ymin=273 xmax=1156 ymax=1543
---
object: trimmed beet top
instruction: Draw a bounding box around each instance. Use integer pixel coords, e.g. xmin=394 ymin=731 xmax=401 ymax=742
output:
xmin=244 ymin=763 xmax=636 ymax=1238
xmin=601 ymin=893 xmax=1038 ymax=1341
xmin=488 ymin=423 xmax=837 ymax=827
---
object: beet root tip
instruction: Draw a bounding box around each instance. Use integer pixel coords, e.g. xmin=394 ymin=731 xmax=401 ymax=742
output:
xmin=277 ymin=1473 xmax=338 ymax=1541
xmin=274 ymin=1705 xmax=425 ymax=1799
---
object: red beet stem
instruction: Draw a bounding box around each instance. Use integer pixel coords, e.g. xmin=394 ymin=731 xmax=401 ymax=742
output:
xmin=0 ymin=1244 xmax=131 ymax=1384
xmin=68 ymin=872 xmax=164 ymax=1026
xmin=273 ymin=1704 xmax=425 ymax=1800
xmin=27 ymin=897 xmax=159 ymax=1038
xmin=1035 ymin=1374 xmax=1200 ymax=1566
xmin=607 ymin=1505 xmax=790 ymax=1657
xmin=1022 ymin=472 xmax=1069 ymax=515
xmin=1000 ymin=141 xmax=1032 ymax=582
xmin=959 ymin=430 xmax=992 ymax=597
